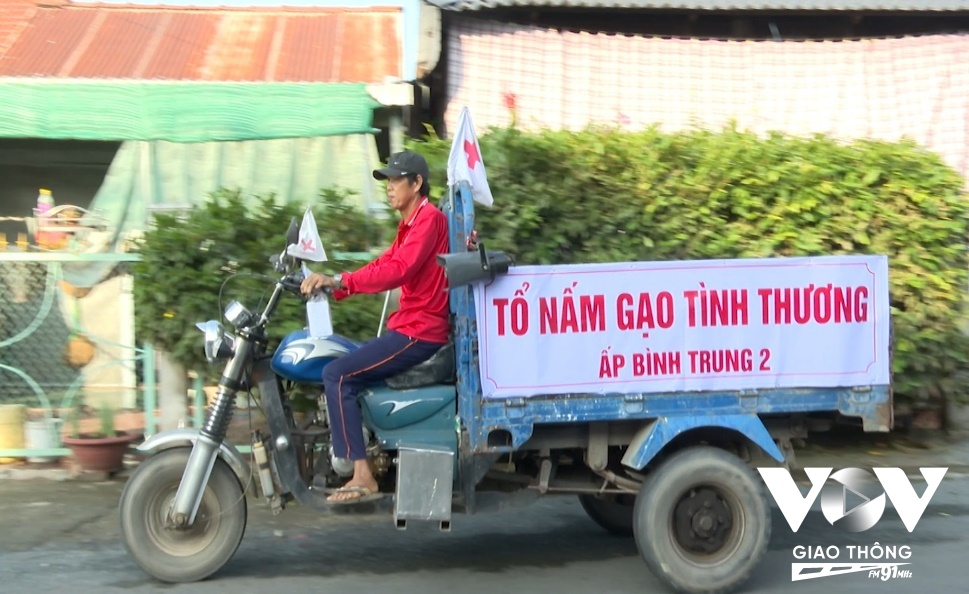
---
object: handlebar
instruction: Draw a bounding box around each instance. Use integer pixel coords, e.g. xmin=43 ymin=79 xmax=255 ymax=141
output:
xmin=279 ymin=274 xmax=333 ymax=299
xmin=269 ymin=252 xmax=334 ymax=298
xmin=279 ymin=275 xmax=303 ymax=294
xmin=253 ymin=272 xmax=331 ymax=329
xmin=245 ymin=252 xmax=337 ymax=330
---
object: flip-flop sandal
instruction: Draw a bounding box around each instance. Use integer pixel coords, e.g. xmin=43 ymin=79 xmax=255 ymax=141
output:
xmin=326 ymin=485 xmax=384 ymax=506
xmin=321 ymin=485 xmax=377 ymax=495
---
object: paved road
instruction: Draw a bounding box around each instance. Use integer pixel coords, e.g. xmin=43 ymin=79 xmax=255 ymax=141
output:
xmin=0 ymin=473 xmax=965 ymax=594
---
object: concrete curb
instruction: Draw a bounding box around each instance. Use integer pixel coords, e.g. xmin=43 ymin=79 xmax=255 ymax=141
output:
xmin=0 ymin=458 xmax=139 ymax=482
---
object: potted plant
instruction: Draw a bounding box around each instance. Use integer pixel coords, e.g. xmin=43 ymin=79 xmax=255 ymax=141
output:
xmin=62 ymin=404 xmax=138 ymax=473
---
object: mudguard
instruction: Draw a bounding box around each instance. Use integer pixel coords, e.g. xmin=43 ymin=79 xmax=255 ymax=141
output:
xmin=137 ymin=428 xmax=251 ymax=486
xmin=620 ymin=414 xmax=785 ymax=470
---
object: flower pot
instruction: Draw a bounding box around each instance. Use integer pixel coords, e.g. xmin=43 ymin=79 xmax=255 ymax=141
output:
xmin=0 ymin=404 xmax=27 ymax=464
xmin=62 ymin=432 xmax=138 ymax=473
xmin=24 ymin=418 xmax=64 ymax=463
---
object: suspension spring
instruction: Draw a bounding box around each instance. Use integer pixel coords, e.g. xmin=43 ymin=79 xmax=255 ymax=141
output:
xmin=201 ymin=387 xmax=237 ymax=442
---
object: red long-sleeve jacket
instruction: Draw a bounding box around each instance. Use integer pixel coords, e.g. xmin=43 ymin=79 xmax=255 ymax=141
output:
xmin=333 ymin=198 xmax=451 ymax=344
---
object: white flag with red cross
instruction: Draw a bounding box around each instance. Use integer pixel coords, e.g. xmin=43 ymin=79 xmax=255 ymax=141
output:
xmin=286 ymin=207 xmax=328 ymax=262
xmin=447 ymin=106 xmax=494 ymax=207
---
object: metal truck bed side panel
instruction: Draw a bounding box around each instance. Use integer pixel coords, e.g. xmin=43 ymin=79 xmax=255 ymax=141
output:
xmin=471 ymin=385 xmax=891 ymax=453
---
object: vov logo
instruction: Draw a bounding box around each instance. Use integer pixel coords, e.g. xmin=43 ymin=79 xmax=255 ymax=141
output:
xmin=758 ymin=467 xmax=948 ymax=533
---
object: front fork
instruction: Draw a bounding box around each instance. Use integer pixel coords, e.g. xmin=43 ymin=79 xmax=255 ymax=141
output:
xmin=169 ymin=339 xmax=253 ymax=527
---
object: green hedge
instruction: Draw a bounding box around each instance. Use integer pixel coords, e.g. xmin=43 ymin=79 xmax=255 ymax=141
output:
xmin=132 ymin=124 xmax=969 ymax=405
xmin=410 ymin=124 xmax=969 ymax=404
xmin=133 ymin=189 xmax=396 ymax=375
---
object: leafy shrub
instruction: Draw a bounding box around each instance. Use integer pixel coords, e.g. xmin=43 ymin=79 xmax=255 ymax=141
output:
xmin=133 ymin=188 xmax=396 ymax=374
xmin=410 ymin=123 xmax=969 ymax=404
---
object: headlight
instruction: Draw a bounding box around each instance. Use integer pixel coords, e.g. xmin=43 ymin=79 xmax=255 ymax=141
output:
xmin=195 ymin=320 xmax=234 ymax=363
xmin=223 ymin=300 xmax=253 ymax=328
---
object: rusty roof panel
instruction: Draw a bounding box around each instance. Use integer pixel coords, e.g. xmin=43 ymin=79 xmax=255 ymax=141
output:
xmin=202 ymin=12 xmax=275 ymax=81
xmin=341 ymin=13 xmax=400 ymax=83
xmin=4 ymin=7 xmax=98 ymax=77
xmin=0 ymin=1 xmax=39 ymax=55
xmin=144 ymin=12 xmax=215 ymax=80
xmin=72 ymin=12 xmax=155 ymax=79
xmin=279 ymin=14 xmax=340 ymax=82
xmin=0 ymin=3 xmax=403 ymax=83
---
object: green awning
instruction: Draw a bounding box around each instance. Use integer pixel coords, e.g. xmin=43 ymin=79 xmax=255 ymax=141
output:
xmin=0 ymin=80 xmax=380 ymax=142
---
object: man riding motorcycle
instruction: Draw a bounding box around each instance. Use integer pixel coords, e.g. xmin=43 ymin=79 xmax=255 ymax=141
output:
xmin=300 ymin=150 xmax=450 ymax=505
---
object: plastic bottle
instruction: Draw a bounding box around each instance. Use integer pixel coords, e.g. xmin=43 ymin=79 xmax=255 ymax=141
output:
xmin=36 ymin=188 xmax=54 ymax=216
xmin=35 ymin=188 xmax=56 ymax=247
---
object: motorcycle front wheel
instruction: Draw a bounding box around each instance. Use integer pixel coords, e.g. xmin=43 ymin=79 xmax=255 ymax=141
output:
xmin=119 ymin=447 xmax=248 ymax=583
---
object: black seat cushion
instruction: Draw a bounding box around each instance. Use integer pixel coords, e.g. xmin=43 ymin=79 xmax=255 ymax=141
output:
xmin=385 ymin=341 xmax=456 ymax=389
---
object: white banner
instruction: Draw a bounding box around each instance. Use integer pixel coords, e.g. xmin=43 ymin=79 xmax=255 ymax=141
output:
xmin=473 ymin=255 xmax=891 ymax=399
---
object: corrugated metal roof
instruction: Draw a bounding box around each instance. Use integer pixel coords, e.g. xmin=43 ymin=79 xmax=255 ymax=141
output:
xmin=0 ymin=2 xmax=402 ymax=82
xmin=0 ymin=1 xmax=42 ymax=55
xmin=428 ymin=0 xmax=969 ymax=11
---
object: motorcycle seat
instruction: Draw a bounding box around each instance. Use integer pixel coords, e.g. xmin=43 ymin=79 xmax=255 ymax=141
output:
xmin=384 ymin=340 xmax=456 ymax=390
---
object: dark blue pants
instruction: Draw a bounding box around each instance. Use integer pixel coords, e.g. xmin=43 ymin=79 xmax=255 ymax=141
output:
xmin=322 ymin=330 xmax=443 ymax=461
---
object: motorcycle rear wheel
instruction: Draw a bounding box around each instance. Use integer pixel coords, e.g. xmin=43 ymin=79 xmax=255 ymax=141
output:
xmin=119 ymin=447 xmax=248 ymax=583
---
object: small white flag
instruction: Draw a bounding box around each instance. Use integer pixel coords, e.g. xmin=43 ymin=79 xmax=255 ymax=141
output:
xmin=447 ymin=106 xmax=494 ymax=207
xmin=286 ymin=207 xmax=328 ymax=262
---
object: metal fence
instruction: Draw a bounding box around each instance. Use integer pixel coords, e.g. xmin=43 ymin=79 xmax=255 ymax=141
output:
xmin=0 ymin=248 xmax=375 ymax=462
xmin=0 ymin=251 xmax=152 ymax=460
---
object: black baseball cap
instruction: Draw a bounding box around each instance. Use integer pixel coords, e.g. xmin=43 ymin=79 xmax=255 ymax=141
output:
xmin=373 ymin=150 xmax=430 ymax=182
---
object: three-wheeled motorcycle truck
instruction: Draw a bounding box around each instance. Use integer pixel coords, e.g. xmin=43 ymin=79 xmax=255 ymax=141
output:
xmin=119 ymin=181 xmax=893 ymax=594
